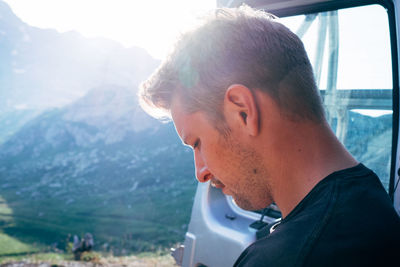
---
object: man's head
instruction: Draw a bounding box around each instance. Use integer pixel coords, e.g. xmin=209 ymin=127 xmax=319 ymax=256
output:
xmin=139 ymin=5 xmax=324 ymax=129
xmin=139 ymin=5 xmax=326 ymax=211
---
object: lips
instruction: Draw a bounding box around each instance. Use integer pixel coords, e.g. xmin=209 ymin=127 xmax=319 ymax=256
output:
xmin=210 ymin=179 xmax=232 ymax=195
xmin=210 ymin=179 xmax=224 ymax=189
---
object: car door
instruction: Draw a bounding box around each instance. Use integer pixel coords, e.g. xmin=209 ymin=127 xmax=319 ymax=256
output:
xmin=173 ymin=0 xmax=400 ymax=266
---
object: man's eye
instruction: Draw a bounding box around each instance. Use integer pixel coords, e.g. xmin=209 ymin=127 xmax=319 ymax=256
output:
xmin=193 ymin=139 xmax=200 ymax=149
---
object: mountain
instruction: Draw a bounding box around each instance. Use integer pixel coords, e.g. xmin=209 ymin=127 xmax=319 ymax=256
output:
xmin=0 ymin=0 xmax=159 ymax=144
xmin=0 ymin=0 xmax=197 ymax=254
xmin=344 ymin=111 xmax=392 ymax=189
xmin=0 ymin=84 xmax=197 ymax=254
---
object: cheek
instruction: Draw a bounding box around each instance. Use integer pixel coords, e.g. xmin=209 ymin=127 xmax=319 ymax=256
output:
xmin=201 ymin=134 xmax=240 ymax=179
xmin=199 ymin=146 xmax=225 ymax=176
xmin=212 ymin=149 xmax=240 ymax=181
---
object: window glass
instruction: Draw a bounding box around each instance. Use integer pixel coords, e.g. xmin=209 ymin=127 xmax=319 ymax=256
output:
xmin=280 ymin=4 xmax=393 ymax=189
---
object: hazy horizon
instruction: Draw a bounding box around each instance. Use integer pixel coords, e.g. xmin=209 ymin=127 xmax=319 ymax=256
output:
xmin=3 ymin=0 xmax=216 ymax=60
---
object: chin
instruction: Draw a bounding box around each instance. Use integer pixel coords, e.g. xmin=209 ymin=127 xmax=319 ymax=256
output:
xmin=232 ymin=197 xmax=256 ymax=211
xmin=233 ymin=197 xmax=273 ymax=211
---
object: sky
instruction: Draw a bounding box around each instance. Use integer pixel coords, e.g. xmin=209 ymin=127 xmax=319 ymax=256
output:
xmin=4 ymin=1 xmax=392 ymax=89
xmin=3 ymin=0 xmax=216 ymax=59
xmin=2 ymin=0 xmax=393 ymax=117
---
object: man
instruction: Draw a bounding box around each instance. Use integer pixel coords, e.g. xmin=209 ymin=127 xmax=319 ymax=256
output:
xmin=139 ymin=5 xmax=400 ymax=267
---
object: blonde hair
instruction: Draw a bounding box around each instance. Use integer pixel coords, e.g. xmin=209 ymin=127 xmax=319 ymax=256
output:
xmin=139 ymin=5 xmax=324 ymax=131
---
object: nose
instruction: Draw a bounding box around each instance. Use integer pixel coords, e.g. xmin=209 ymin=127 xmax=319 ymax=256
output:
xmin=194 ymin=150 xmax=212 ymax=183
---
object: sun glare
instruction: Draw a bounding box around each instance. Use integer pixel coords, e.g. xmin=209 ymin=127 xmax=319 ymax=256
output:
xmin=3 ymin=0 xmax=216 ymax=59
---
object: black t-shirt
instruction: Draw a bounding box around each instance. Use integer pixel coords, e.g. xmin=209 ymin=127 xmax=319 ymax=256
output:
xmin=234 ymin=164 xmax=400 ymax=267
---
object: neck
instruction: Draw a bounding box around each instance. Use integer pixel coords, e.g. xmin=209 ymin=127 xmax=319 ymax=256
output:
xmin=263 ymin=119 xmax=358 ymax=218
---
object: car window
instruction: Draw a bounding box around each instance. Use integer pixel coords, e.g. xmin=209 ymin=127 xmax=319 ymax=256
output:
xmin=280 ymin=4 xmax=393 ymax=190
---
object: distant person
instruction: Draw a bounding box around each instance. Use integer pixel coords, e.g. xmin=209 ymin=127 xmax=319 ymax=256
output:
xmin=139 ymin=5 xmax=400 ymax=266
xmin=73 ymin=233 xmax=94 ymax=260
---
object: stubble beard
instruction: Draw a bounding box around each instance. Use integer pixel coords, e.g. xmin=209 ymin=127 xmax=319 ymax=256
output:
xmin=222 ymin=134 xmax=274 ymax=211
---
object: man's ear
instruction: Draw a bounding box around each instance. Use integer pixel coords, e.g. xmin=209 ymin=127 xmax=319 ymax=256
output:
xmin=224 ymin=84 xmax=259 ymax=136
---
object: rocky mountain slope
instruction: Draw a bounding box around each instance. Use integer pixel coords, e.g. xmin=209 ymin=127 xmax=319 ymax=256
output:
xmin=0 ymin=84 xmax=197 ymax=253
xmin=0 ymin=0 xmax=159 ymax=143
xmin=0 ymin=0 xmax=196 ymax=254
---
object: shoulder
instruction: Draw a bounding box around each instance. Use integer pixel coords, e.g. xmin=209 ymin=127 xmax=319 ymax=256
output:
xmin=235 ymin=164 xmax=400 ymax=267
xmin=234 ymin=167 xmax=341 ymax=267
xmin=307 ymin=164 xmax=400 ymax=265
